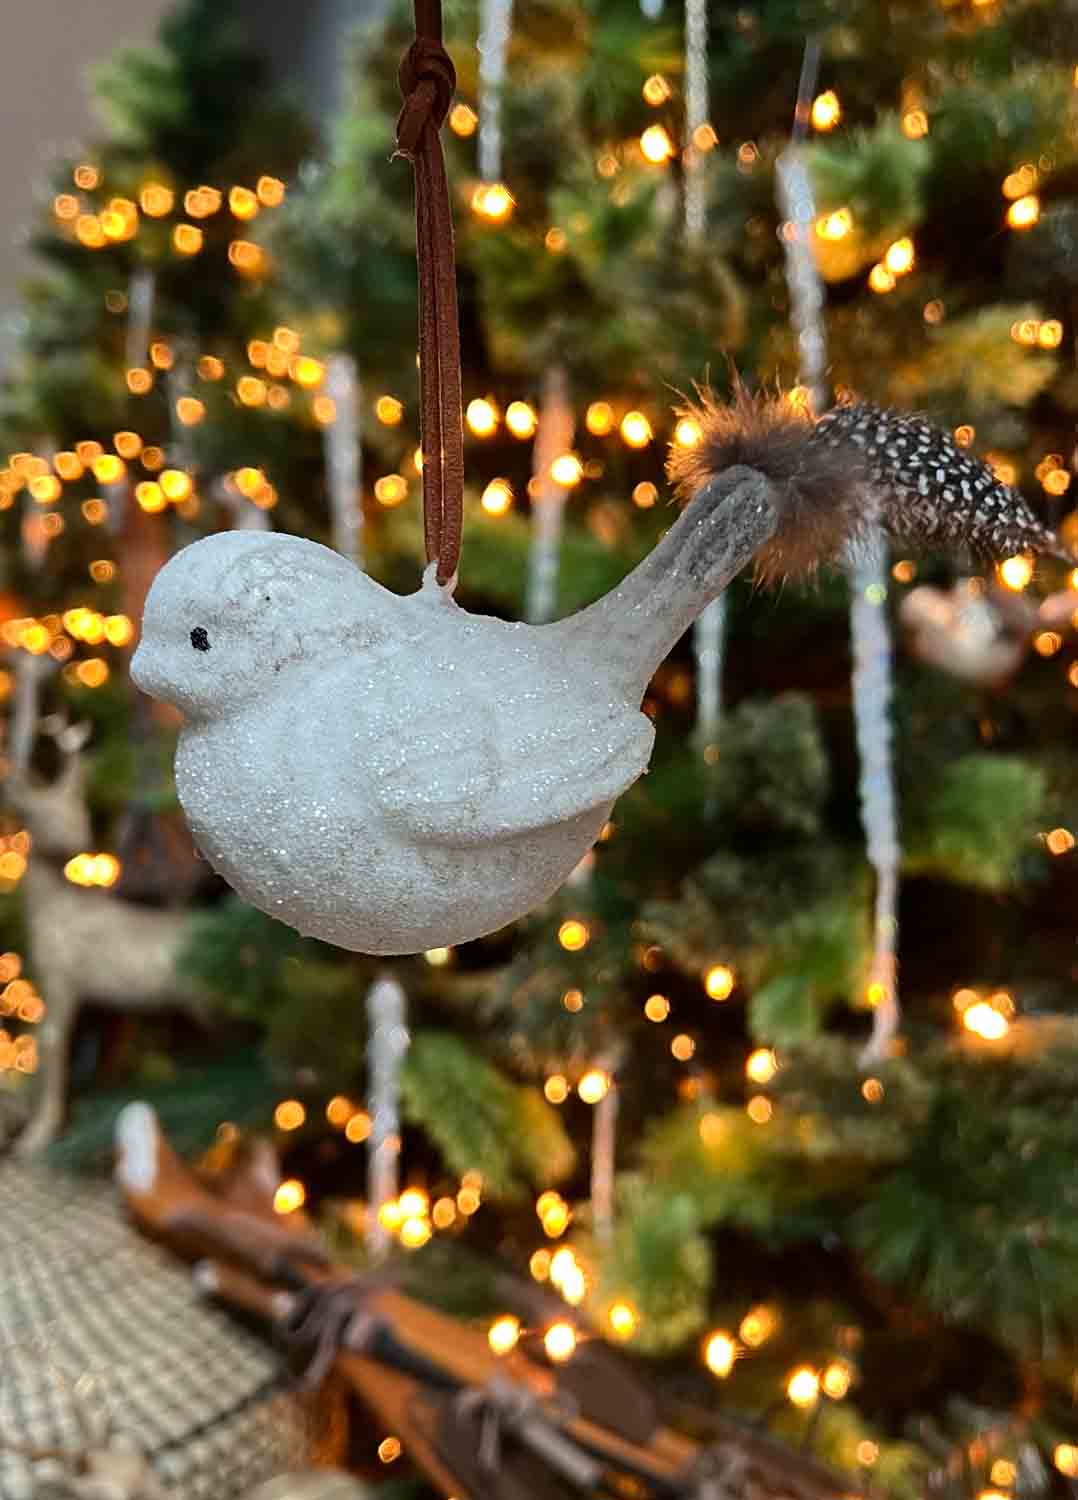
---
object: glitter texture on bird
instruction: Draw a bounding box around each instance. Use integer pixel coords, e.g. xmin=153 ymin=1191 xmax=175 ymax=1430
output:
xmin=131 ymin=391 xmax=1067 ymax=955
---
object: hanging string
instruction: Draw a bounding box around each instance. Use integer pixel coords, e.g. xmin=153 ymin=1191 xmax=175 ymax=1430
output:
xmin=775 ymin=40 xmax=901 ymax=1060
xmin=396 ymin=0 xmax=464 ymax=585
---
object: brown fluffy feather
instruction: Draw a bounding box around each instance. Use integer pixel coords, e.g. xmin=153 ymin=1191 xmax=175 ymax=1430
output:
xmin=667 ymin=387 xmax=871 ymax=583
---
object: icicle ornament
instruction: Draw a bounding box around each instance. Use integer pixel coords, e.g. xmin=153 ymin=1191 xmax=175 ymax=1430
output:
xmin=366 ymin=974 xmax=408 ymax=1259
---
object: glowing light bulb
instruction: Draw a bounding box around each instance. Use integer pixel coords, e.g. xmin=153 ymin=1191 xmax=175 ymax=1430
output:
xmin=674 ymin=417 xmax=702 ymax=448
xmin=236 ymin=376 xmax=268 ymax=408
xmin=620 ymin=411 xmax=652 ymax=448
xmin=1055 ymin=1445 xmax=1078 ymax=1478
xmin=505 ymin=401 xmax=538 ymax=438
xmin=577 ymin=1069 xmax=610 ymax=1104
xmin=466 ymin=398 xmax=498 ymax=436
xmin=399 ymin=1215 xmax=432 ymax=1249
xmin=868 ymin=263 xmax=896 ymax=294
xmin=377 ymin=1438 xmax=402 ymax=1464
xmin=53 ymin=453 xmax=83 ymax=481
xmin=488 ymin=1315 xmax=521 ymax=1354
xmin=704 ymin=1332 xmax=737 ymax=1377
xmin=229 ymin=240 xmax=266 ymax=274
xmin=640 ymin=125 xmax=674 ymax=163
xmin=586 ymin=402 xmax=615 ymax=436
xmin=92 ymin=455 xmax=125 ymax=485
xmin=274 ymin=1099 xmax=306 ymax=1131
xmin=172 ymin=224 xmax=203 ymax=255
xmin=962 ymin=1001 xmax=1009 ymax=1041
xmin=398 ymin=1188 xmax=429 ymax=1218
xmin=811 ymin=90 xmax=841 ymax=131
xmin=374 ymin=474 xmax=408 ymax=507
xmin=326 ymin=1096 xmax=353 ymax=1127
xmin=745 ymin=1047 xmax=778 ymax=1084
xmin=101 ymin=199 xmax=138 ymax=241
xmin=608 ymin=1301 xmax=637 ymax=1339
xmin=541 ymin=1200 xmax=571 ymax=1237
xmin=481 ymin=479 xmax=513 ymax=516
xmin=290 ymin=356 xmax=324 ymax=389
xmin=544 ymin=1075 xmax=569 ymax=1104
xmin=29 ymin=476 xmax=61 ymax=504
xmin=159 ymin=470 xmax=192 ymax=502
xmin=185 ymin=186 xmax=222 ymax=217
xmin=822 ymin=1361 xmax=852 ymax=1399
xmin=998 ymin=555 xmax=1033 ymax=590
xmin=558 ymin=919 xmax=589 ymax=951
xmin=273 ymin=1179 xmax=306 ymax=1215
xmin=104 ymin=616 xmax=133 ymax=646
xmin=472 ymin=182 xmax=514 ymax=221
xmin=644 ymin=994 xmax=670 ymax=1022
xmin=884 ymin=237 xmax=915 ymax=275
xmin=140 ymin=183 xmax=174 ymax=217
xmin=229 ymin=185 xmax=259 ymax=220
xmin=705 ymin=964 xmax=735 ymax=1000
xmin=375 ymin=395 xmax=403 ymax=425
xmin=739 ymin=1305 xmax=776 ymax=1346
xmin=642 ymin=74 xmax=671 ymax=105
xmin=345 ymin=1111 xmax=371 ymax=1143
xmin=816 ymin=208 xmax=853 ymax=241
xmin=457 ymin=1185 xmax=482 ymax=1215
xmin=544 ymin=1322 xmax=577 ymax=1362
xmin=257 ymin=176 xmax=286 ymax=206
xmin=176 ymin=396 xmax=206 ymax=425
xmin=902 ymin=109 xmax=928 ymax=139
xmin=449 ymin=103 xmax=478 ymax=136
xmin=787 ymin=1367 xmax=820 ymax=1407
xmin=432 ymin=1196 xmax=456 ymax=1228
xmin=1007 ymin=194 xmax=1040 ymax=229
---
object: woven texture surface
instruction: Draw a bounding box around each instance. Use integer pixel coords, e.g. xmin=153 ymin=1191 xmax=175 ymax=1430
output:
xmin=0 ymin=1163 xmax=305 ymax=1498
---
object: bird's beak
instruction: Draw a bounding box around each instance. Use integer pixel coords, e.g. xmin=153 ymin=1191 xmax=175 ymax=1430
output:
xmin=129 ymin=639 xmax=160 ymax=700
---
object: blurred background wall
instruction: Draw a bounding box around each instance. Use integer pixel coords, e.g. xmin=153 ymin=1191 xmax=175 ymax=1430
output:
xmin=0 ymin=0 xmax=356 ymax=368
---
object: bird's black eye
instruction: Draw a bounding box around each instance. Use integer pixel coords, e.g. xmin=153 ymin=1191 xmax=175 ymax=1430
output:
xmin=190 ymin=626 xmax=211 ymax=652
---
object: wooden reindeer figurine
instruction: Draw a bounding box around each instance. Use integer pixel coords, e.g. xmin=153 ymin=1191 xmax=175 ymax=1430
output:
xmin=7 ymin=713 xmax=204 ymax=1153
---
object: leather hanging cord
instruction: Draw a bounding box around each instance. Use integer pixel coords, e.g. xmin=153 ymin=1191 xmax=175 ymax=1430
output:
xmin=396 ymin=0 xmax=464 ymax=586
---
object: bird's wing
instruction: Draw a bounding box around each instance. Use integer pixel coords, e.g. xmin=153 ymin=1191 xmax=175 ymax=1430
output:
xmin=367 ymin=677 xmax=653 ymax=848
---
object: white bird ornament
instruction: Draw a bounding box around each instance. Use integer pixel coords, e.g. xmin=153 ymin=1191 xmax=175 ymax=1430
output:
xmin=131 ymin=393 xmax=1064 ymax=955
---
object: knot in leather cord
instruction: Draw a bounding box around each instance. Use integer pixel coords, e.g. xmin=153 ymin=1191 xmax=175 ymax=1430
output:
xmin=396 ymin=38 xmax=457 ymax=156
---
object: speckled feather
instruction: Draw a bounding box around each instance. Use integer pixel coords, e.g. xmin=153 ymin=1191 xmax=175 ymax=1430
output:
xmin=671 ymin=390 xmax=1067 ymax=573
xmin=812 ymin=401 xmax=1066 ymax=562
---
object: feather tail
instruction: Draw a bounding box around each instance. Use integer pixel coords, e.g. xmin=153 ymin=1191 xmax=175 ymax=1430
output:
xmin=668 ymin=389 xmax=1070 ymax=578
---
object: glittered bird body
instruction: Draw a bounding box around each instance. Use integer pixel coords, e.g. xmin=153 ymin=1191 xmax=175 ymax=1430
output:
xmin=132 ymin=393 xmax=1066 ymax=955
xmin=168 ymin=566 xmax=654 ymax=952
xmin=131 ymin=469 xmax=778 ymax=954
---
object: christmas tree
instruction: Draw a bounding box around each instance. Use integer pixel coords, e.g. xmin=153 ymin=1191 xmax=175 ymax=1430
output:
xmin=3 ymin=0 xmax=1078 ymax=1495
